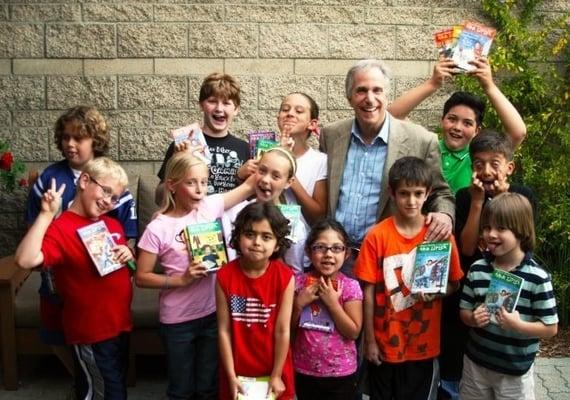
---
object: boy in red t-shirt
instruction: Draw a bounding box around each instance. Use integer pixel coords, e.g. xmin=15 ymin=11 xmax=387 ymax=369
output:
xmin=15 ymin=157 xmax=134 ymax=400
xmin=354 ymin=156 xmax=463 ymax=400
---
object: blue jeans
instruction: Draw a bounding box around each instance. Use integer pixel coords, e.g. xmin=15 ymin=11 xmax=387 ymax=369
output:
xmin=160 ymin=312 xmax=218 ymax=400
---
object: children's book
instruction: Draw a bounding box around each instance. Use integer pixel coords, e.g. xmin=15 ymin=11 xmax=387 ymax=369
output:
xmin=255 ymin=139 xmax=279 ymax=159
xmin=410 ymin=241 xmax=452 ymax=294
xmin=433 ymin=27 xmax=456 ymax=58
xmin=277 ymin=204 xmax=302 ymax=243
xmin=484 ymin=269 xmax=524 ymax=325
xmin=183 ymin=219 xmax=228 ymax=272
xmin=77 ymin=221 xmax=123 ymax=276
xmin=171 ymin=125 xmax=212 ymax=164
xmin=452 ymin=20 xmax=497 ymax=72
xmin=236 ymin=376 xmax=275 ymax=400
xmin=247 ymin=130 xmax=276 ymax=159
xmin=298 ymin=274 xmax=338 ymax=333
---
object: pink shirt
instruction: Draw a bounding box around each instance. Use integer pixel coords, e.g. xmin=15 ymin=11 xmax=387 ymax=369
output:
xmin=293 ymin=272 xmax=363 ymax=377
xmin=138 ymin=195 xmax=224 ymax=324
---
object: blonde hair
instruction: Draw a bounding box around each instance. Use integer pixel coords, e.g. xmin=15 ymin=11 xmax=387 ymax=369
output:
xmin=82 ymin=157 xmax=128 ymax=188
xmin=481 ymin=192 xmax=536 ymax=252
xmin=159 ymin=152 xmax=208 ymax=215
xmin=264 ymin=147 xmax=297 ymax=178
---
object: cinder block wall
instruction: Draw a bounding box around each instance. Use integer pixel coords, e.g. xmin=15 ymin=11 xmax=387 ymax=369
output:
xmin=0 ymin=1 xmax=566 ymax=256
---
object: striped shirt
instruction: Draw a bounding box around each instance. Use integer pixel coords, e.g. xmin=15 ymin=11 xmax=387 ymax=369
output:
xmin=460 ymin=253 xmax=558 ymax=375
xmin=335 ymin=117 xmax=390 ymax=244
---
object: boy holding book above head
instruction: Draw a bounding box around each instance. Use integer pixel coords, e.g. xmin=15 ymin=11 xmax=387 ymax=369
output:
xmin=459 ymin=193 xmax=557 ymax=400
xmin=388 ymin=56 xmax=526 ymax=194
xmin=15 ymin=157 xmax=134 ymax=400
xmin=156 ymin=73 xmax=251 ymax=204
xmin=354 ymin=157 xmax=463 ymax=400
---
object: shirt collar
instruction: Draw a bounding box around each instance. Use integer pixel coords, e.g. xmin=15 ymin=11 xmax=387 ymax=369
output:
xmin=439 ymin=139 xmax=470 ymax=160
xmin=351 ymin=113 xmax=391 ymax=146
xmin=483 ymin=250 xmax=533 ymax=271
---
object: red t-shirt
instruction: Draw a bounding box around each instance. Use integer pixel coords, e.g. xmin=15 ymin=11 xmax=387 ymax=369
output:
xmin=42 ymin=211 xmax=133 ymax=344
xmin=216 ymin=259 xmax=295 ymax=399
xmin=354 ymin=217 xmax=463 ymax=363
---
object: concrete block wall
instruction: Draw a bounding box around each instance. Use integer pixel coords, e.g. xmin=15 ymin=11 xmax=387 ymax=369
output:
xmin=0 ymin=0 xmax=567 ymax=255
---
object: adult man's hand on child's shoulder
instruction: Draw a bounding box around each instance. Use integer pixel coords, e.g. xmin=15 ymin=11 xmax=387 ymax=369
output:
xmin=424 ymin=212 xmax=452 ymax=242
xmin=41 ymin=178 xmax=66 ymax=215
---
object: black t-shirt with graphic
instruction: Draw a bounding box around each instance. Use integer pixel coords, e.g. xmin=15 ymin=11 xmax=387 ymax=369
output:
xmin=158 ymin=133 xmax=250 ymax=194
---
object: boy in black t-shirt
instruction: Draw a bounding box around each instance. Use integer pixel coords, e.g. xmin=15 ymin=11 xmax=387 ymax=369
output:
xmin=156 ymin=73 xmax=253 ymax=203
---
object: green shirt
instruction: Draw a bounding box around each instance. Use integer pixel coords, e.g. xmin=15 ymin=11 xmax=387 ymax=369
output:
xmin=439 ymin=139 xmax=472 ymax=194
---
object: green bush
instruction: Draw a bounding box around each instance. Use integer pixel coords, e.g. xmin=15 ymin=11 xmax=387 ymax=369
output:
xmin=455 ymin=0 xmax=569 ymax=324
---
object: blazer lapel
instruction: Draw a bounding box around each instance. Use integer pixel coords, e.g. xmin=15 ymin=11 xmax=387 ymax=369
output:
xmin=328 ymin=120 xmax=353 ymax=215
xmin=377 ymin=119 xmax=409 ymax=220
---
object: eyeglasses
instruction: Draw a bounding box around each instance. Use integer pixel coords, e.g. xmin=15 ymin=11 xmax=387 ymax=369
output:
xmin=89 ymin=176 xmax=121 ymax=205
xmin=310 ymin=244 xmax=346 ymax=254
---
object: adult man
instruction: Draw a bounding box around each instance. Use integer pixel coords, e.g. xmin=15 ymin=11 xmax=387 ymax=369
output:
xmin=320 ymin=59 xmax=455 ymax=256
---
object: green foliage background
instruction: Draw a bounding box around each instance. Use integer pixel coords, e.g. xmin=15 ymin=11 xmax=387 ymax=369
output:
xmin=455 ymin=0 xmax=570 ymax=324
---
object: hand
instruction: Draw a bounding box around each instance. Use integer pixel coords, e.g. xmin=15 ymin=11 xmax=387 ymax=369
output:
xmin=268 ymin=375 xmax=286 ymax=399
xmin=467 ymin=57 xmax=494 ymax=91
xmin=491 ymin=171 xmax=510 ymax=195
xmin=496 ymin=307 xmax=521 ymax=332
xmin=171 ymin=123 xmax=202 ymax=151
xmin=428 ymin=57 xmax=458 ymax=89
xmin=416 ymin=292 xmax=440 ymax=303
xmin=472 ymin=303 xmax=491 ymax=328
xmin=295 ymin=282 xmax=319 ymax=310
xmin=181 ymin=261 xmax=208 ymax=285
xmin=237 ymin=159 xmax=259 ymax=180
xmin=41 ymin=178 xmax=66 ymax=215
xmin=279 ymin=126 xmax=295 ymax=152
xmin=317 ymin=276 xmax=342 ymax=308
xmin=424 ymin=212 xmax=452 ymax=242
xmin=112 ymin=244 xmax=134 ymax=265
xmin=468 ymin=171 xmax=486 ymax=203
xmin=364 ymin=337 xmax=382 ymax=366
xmin=229 ymin=375 xmax=245 ymax=400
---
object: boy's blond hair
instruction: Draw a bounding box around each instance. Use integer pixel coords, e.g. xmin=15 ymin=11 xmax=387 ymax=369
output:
xmin=54 ymin=106 xmax=110 ymax=157
xmin=481 ymin=192 xmax=535 ymax=252
xmin=198 ymin=73 xmax=241 ymax=107
xmin=159 ymin=152 xmax=208 ymax=215
xmin=82 ymin=157 xmax=129 ymax=189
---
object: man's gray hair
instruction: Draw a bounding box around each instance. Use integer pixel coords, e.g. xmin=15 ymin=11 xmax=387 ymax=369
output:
xmin=345 ymin=59 xmax=392 ymax=98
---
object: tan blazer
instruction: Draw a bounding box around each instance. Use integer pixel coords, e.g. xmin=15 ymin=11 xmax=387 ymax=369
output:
xmin=319 ymin=116 xmax=455 ymax=225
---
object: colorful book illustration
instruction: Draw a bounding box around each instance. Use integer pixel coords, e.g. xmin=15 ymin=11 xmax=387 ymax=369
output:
xmin=277 ymin=204 xmax=302 ymax=243
xmin=183 ymin=219 xmax=228 ymax=272
xmin=247 ymin=130 xmax=276 ymax=158
xmin=171 ymin=125 xmax=212 ymax=164
xmin=484 ymin=269 xmax=524 ymax=325
xmin=433 ymin=20 xmax=496 ymax=73
xmin=77 ymin=220 xmax=123 ymax=276
xmin=299 ymin=274 xmax=337 ymax=333
xmin=236 ymin=376 xmax=275 ymax=400
xmin=255 ymin=139 xmax=279 ymax=159
xmin=411 ymin=241 xmax=452 ymax=294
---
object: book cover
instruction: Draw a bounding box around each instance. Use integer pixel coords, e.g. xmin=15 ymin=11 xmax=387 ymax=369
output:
xmin=77 ymin=220 xmax=123 ymax=276
xmin=277 ymin=204 xmax=302 ymax=243
xmin=247 ymin=130 xmax=277 ymax=159
xmin=484 ymin=269 xmax=524 ymax=325
xmin=236 ymin=376 xmax=275 ymax=400
xmin=255 ymin=139 xmax=279 ymax=159
xmin=452 ymin=20 xmax=496 ymax=71
xmin=184 ymin=219 xmax=228 ymax=272
xmin=298 ymin=274 xmax=337 ymax=333
xmin=171 ymin=125 xmax=212 ymax=164
xmin=411 ymin=241 xmax=452 ymax=294
xmin=434 ymin=27 xmax=456 ymax=58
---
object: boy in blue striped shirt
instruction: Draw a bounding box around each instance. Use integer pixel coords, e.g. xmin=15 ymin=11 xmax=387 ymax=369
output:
xmin=459 ymin=193 xmax=558 ymax=400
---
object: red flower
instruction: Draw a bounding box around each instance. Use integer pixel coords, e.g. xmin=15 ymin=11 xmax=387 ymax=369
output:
xmin=0 ymin=151 xmax=14 ymax=171
xmin=18 ymin=178 xmax=28 ymax=187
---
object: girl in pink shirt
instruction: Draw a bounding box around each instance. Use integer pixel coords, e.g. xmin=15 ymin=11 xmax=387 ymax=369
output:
xmin=292 ymin=219 xmax=363 ymax=400
xmin=135 ymin=152 xmax=254 ymax=400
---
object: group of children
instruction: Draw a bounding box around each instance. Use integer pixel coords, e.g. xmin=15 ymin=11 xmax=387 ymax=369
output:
xmin=14 ymin=56 xmax=558 ymax=400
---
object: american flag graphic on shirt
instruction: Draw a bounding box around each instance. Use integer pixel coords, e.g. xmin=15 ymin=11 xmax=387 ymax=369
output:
xmin=229 ymin=295 xmax=275 ymax=326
